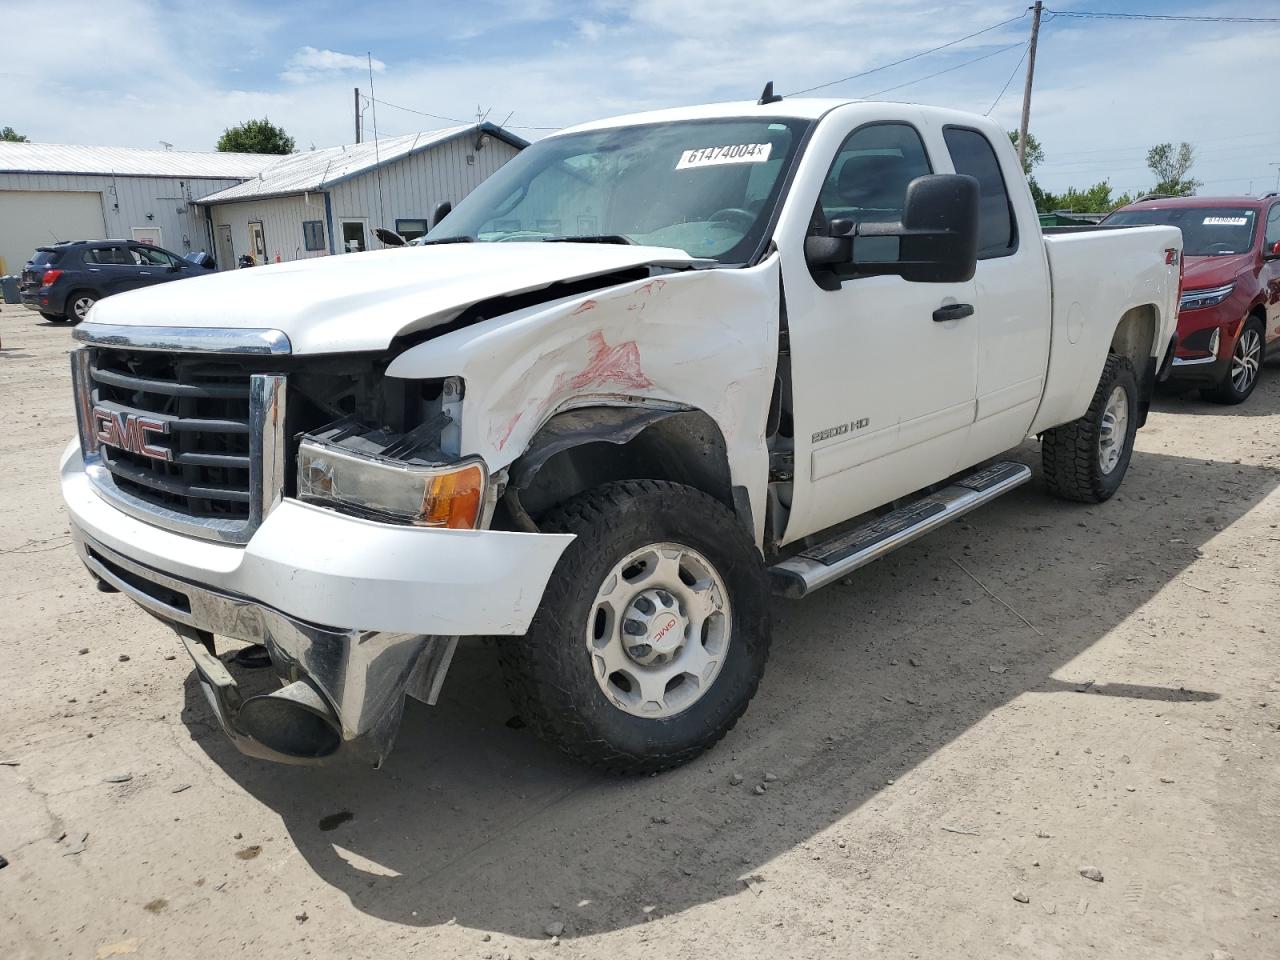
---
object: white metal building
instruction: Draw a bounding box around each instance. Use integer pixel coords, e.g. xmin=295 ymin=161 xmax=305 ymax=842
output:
xmin=196 ymin=123 xmax=526 ymax=268
xmin=0 ymin=143 xmax=276 ymax=275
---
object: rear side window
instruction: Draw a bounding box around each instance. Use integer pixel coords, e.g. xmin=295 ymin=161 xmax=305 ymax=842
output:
xmin=86 ymin=246 xmax=139 ymax=266
xmin=943 ymin=127 xmax=1016 ymax=259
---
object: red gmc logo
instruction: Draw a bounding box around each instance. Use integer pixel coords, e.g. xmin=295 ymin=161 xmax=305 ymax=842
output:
xmin=91 ymin=406 xmax=172 ymax=462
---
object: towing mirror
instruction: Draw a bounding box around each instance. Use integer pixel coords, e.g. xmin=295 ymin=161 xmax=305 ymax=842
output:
xmin=805 ymin=174 xmax=980 ymax=288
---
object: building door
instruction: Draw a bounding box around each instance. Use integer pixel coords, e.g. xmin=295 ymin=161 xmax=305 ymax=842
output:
xmin=0 ymin=190 xmax=106 ymax=276
xmin=215 ymin=224 xmax=234 ymax=271
xmin=248 ymin=220 xmax=267 ymax=265
xmin=341 ymin=218 xmax=369 ymax=253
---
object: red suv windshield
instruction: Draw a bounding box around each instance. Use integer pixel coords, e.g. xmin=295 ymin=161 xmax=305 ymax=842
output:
xmin=1104 ymin=206 xmax=1258 ymax=256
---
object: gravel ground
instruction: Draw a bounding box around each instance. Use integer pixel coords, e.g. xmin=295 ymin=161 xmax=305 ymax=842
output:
xmin=1 ymin=300 xmax=1278 ymax=960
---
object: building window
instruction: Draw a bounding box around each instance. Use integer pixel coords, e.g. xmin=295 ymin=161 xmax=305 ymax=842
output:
xmin=302 ymin=220 xmax=326 ymax=252
xmin=396 ymin=218 xmax=429 ymax=242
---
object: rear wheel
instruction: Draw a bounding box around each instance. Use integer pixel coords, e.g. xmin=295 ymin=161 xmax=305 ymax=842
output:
xmin=499 ymin=479 xmax=771 ymax=774
xmin=39 ymin=311 xmax=68 ymax=323
xmin=1201 ymin=317 xmax=1263 ymax=405
xmin=68 ymin=292 xmax=98 ymax=322
xmin=1042 ymin=354 xmax=1138 ymax=504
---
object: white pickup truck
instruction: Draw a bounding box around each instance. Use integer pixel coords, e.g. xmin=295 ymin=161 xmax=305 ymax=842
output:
xmin=62 ymin=95 xmax=1182 ymax=772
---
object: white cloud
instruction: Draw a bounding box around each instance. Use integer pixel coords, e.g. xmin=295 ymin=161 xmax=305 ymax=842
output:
xmin=282 ymin=47 xmax=386 ymax=84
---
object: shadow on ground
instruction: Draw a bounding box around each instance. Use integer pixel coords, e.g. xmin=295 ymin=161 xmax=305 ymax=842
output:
xmin=183 ymin=380 xmax=1280 ymax=939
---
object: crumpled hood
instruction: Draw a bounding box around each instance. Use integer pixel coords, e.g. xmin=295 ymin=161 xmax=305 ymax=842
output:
xmin=1181 ymin=252 xmax=1252 ymax=291
xmin=87 ymin=243 xmax=700 ymax=354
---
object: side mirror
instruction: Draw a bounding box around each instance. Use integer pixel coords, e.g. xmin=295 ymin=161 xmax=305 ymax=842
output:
xmin=805 ymin=174 xmax=981 ymax=287
xmin=374 ymin=227 xmax=406 ymax=247
xmin=432 ymin=201 xmax=453 ymax=227
xmin=1266 ymin=240 xmax=1280 ymax=259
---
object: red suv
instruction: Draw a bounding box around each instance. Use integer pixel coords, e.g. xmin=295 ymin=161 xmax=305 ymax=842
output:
xmin=1103 ymin=195 xmax=1280 ymax=404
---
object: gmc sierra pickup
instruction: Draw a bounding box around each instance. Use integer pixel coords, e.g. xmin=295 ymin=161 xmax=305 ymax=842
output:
xmin=62 ymin=96 xmax=1181 ymax=772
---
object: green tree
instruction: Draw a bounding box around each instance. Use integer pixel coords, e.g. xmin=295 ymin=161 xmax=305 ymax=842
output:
xmin=1145 ymin=141 xmax=1199 ymax=196
xmin=216 ymin=118 xmax=295 ymax=154
xmin=1008 ymin=130 xmax=1044 ymax=176
xmin=1 ymin=126 xmax=29 ymax=142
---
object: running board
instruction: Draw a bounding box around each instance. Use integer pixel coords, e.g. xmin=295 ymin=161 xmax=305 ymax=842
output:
xmin=770 ymin=461 xmax=1032 ymax=599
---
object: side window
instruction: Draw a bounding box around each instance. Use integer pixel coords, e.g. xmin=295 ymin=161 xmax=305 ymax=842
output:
xmin=86 ymin=246 xmax=136 ymax=266
xmin=1266 ymin=204 xmax=1280 ymax=249
xmin=943 ymin=127 xmax=1016 ymax=258
xmin=819 ymin=123 xmax=932 ymax=228
xmin=134 ymin=246 xmax=177 ymax=267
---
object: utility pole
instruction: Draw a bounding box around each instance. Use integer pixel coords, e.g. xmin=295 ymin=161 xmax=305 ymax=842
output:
xmin=1017 ymin=1 xmax=1043 ymax=170
xmin=354 ymin=87 xmax=362 ymax=143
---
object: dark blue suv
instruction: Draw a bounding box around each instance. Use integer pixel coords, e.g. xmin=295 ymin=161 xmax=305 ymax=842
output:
xmin=20 ymin=240 xmax=215 ymax=323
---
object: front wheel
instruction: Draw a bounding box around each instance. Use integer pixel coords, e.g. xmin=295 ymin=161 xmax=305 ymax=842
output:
xmin=1201 ymin=317 xmax=1263 ymax=405
xmin=500 ymin=480 xmax=771 ymax=774
xmin=1042 ymin=354 xmax=1138 ymax=503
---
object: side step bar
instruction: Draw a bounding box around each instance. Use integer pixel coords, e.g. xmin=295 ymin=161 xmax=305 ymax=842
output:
xmin=770 ymin=461 xmax=1032 ymax=599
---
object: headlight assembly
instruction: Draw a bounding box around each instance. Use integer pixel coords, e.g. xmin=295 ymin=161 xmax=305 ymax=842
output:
xmin=1179 ymin=282 xmax=1235 ymax=312
xmin=298 ymin=437 xmax=486 ymax=529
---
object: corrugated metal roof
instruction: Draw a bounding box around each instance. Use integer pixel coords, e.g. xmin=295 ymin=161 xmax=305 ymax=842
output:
xmin=196 ymin=123 xmax=527 ymax=203
xmin=0 ymin=141 xmax=279 ymax=178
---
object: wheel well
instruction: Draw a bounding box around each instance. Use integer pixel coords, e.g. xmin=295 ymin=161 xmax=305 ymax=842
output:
xmin=503 ymin=407 xmax=738 ymax=530
xmin=1110 ymin=305 xmax=1157 ymax=369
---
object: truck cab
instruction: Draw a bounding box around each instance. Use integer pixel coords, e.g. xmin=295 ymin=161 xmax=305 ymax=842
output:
xmin=62 ymin=97 xmax=1180 ymax=773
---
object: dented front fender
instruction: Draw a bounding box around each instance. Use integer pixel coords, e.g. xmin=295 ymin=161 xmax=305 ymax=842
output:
xmin=386 ymin=257 xmax=782 ymax=544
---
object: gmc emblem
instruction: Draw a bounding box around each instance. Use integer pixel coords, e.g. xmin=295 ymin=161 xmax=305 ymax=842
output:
xmin=91 ymin=406 xmax=172 ymax=462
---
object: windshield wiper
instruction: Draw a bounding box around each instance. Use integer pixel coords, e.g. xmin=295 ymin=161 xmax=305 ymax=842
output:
xmin=541 ymin=235 xmax=635 ymax=246
xmin=416 ymin=235 xmax=474 ymax=245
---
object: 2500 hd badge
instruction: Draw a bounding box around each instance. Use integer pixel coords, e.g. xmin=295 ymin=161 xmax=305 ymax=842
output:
xmin=812 ymin=418 xmax=871 ymax=444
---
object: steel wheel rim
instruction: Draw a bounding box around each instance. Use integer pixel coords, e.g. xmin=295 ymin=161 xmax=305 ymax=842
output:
xmin=585 ymin=541 xmax=731 ymax=719
xmin=1098 ymin=385 xmax=1129 ymax=475
xmin=72 ymin=297 xmax=94 ymax=320
xmin=1231 ymin=328 xmax=1261 ymax=393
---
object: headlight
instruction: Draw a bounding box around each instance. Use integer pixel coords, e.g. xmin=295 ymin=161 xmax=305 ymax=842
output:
xmin=1179 ymin=282 xmax=1235 ymax=312
xmin=297 ymin=437 xmax=487 ymax=528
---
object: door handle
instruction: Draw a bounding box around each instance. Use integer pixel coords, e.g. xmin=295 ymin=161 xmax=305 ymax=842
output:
xmin=933 ymin=303 xmax=974 ymax=323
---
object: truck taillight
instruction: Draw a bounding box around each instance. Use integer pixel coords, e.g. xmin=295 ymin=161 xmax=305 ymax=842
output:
xmin=1167 ymin=248 xmax=1183 ymax=315
xmin=41 ymin=269 xmax=62 ymax=286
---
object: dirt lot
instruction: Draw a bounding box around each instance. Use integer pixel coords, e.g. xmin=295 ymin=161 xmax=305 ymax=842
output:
xmin=1 ymin=300 xmax=1277 ymax=960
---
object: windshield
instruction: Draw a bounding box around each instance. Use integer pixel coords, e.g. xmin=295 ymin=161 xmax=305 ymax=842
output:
xmin=422 ymin=117 xmax=812 ymax=262
xmin=1103 ymin=206 xmax=1258 ymax=256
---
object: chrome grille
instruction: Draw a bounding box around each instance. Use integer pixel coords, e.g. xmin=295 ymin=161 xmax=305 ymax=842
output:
xmin=71 ymin=341 xmax=288 ymax=544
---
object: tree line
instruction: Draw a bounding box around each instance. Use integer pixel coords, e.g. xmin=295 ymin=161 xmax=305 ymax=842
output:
xmin=1011 ymin=131 xmax=1202 ymax=214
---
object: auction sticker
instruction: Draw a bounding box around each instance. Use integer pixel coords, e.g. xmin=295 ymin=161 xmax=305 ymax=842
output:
xmin=676 ymin=143 xmax=773 ymax=169
xmin=1203 ymin=216 xmax=1248 ymax=225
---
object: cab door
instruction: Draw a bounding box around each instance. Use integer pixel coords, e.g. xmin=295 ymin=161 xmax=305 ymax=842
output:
xmin=935 ymin=123 xmax=1051 ymax=462
xmin=778 ymin=115 xmax=980 ymax=541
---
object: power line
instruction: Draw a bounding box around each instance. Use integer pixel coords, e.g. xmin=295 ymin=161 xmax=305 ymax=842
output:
xmin=1046 ymin=9 xmax=1280 ymax=23
xmin=986 ymin=42 xmax=1029 ymax=115
xmin=862 ymin=40 xmax=1027 ymax=99
xmin=369 ymin=95 xmax=561 ymax=131
xmin=785 ymin=12 xmax=1028 ymax=97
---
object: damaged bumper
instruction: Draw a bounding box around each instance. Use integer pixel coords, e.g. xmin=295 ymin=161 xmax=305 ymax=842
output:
xmin=61 ymin=442 xmax=574 ymax=765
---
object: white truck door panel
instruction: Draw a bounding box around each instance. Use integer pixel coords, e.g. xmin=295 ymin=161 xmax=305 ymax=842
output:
xmin=777 ymin=116 xmax=979 ymax=541
xmin=935 ymin=124 xmax=1052 ymax=461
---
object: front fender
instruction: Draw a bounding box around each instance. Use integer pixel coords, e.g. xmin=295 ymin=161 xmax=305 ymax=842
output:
xmin=386 ymin=257 xmax=782 ymax=544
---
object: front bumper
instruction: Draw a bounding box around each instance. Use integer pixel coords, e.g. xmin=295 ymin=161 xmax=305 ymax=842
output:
xmin=1168 ymin=351 xmax=1231 ymax=385
xmin=61 ymin=441 xmax=575 ymax=764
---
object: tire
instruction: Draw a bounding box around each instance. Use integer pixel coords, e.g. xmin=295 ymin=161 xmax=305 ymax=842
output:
xmin=1200 ymin=316 xmax=1264 ymax=405
xmin=39 ymin=311 xmax=69 ymax=323
xmin=67 ymin=291 xmax=98 ymax=323
xmin=1042 ymin=354 xmax=1138 ymax=504
xmin=499 ymin=479 xmax=771 ymax=774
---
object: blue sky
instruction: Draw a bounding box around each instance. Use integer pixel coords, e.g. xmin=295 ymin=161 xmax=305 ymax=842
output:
xmin=2 ymin=0 xmax=1274 ymax=196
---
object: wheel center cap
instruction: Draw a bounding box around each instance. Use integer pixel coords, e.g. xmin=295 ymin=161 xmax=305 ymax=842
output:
xmin=622 ymin=588 xmax=686 ymax=666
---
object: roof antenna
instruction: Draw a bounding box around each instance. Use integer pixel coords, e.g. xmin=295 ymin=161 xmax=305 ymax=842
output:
xmin=758 ymin=81 xmax=783 ymax=105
